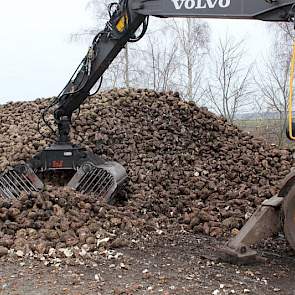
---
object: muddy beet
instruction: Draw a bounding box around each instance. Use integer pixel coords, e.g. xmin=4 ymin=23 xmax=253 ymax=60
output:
xmin=0 ymin=88 xmax=293 ymax=254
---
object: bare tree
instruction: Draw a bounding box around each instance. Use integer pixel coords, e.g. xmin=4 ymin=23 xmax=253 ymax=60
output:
xmin=171 ymin=19 xmax=210 ymax=102
xmin=70 ymin=0 xmax=109 ymax=42
xmin=255 ymin=23 xmax=294 ymax=145
xmin=140 ymin=34 xmax=179 ymax=92
xmin=71 ymin=0 xmax=132 ymax=89
xmin=255 ymin=57 xmax=290 ymax=145
xmin=271 ymin=23 xmax=295 ymax=44
xmin=71 ymin=2 xmax=211 ymax=95
xmin=124 ymin=45 xmax=130 ymax=88
xmin=206 ymin=36 xmax=253 ymax=123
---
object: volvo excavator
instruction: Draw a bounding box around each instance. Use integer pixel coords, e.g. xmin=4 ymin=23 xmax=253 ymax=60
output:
xmin=1 ymin=0 xmax=295 ymax=263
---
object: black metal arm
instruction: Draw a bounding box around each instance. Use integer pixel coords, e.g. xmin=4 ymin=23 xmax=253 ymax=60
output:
xmin=53 ymin=1 xmax=147 ymax=142
xmin=53 ymin=0 xmax=295 ymax=143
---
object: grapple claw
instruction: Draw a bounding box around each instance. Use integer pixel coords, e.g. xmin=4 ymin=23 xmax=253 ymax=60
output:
xmin=0 ymin=143 xmax=127 ymax=203
xmin=0 ymin=164 xmax=44 ymax=200
xmin=67 ymin=161 xmax=127 ymax=203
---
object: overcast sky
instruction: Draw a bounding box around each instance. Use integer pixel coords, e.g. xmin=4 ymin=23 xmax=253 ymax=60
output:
xmin=0 ymin=0 xmax=272 ymax=103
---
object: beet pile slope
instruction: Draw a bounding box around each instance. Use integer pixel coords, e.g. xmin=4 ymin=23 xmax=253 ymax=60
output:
xmin=0 ymin=89 xmax=292 ymax=254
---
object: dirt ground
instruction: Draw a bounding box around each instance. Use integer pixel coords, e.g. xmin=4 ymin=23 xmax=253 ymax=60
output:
xmin=0 ymin=233 xmax=294 ymax=295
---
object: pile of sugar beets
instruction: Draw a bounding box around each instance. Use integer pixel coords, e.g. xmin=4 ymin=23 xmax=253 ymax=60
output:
xmin=0 ymin=88 xmax=292 ymax=256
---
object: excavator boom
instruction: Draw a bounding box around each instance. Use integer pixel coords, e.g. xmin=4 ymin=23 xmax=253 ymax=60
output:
xmin=55 ymin=0 xmax=295 ymax=144
xmin=135 ymin=0 xmax=294 ymax=20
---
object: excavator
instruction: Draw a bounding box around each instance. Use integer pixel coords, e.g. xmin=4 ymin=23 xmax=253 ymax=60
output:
xmin=1 ymin=0 xmax=295 ymax=263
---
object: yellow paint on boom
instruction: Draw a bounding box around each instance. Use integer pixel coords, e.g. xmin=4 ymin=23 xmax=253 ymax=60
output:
xmin=116 ymin=15 xmax=128 ymax=32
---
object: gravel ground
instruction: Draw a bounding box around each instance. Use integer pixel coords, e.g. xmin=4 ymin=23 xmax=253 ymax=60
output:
xmin=0 ymin=233 xmax=294 ymax=295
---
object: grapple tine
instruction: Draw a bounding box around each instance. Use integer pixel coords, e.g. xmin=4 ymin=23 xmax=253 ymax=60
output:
xmin=11 ymin=170 xmax=31 ymax=193
xmin=0 ymin=177 xmax=15 ymax=200
xmin=0 ymin=164 xmax=44 ymax=200
xmin=67 ymin=161 xmax=127 ymax=203
xmin=89 ymin=170 xmax=108 ymax=194
xmin=95 ymin=176 xmax=114 ymax=196
xmin=0 ymin=175 xmax=16 ymax=199
xmin=79 ymin=169 xmax=98 ymax=193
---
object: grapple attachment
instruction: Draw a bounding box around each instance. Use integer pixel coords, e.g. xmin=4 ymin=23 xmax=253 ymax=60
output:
xmin=0 ymin=144 xmax=127 ymax=204
xmin=0 ymin=164 xmax=44 ymax=200
xmin=68 ymin=161 xmax=127 ymax=203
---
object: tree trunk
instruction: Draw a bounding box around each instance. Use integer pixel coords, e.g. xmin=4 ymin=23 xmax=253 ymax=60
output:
xmin=124 ymin=44 xmax=130 ymax=88
xmin=187 ymin=20 xmax=193 ymax=101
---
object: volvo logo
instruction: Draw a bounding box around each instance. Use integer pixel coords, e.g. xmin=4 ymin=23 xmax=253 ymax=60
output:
xmin=171 ymin=0 xmax=231 ymax=10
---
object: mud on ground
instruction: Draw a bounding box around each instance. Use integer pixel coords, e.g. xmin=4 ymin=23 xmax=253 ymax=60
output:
xmin=0 ymin=233 xmax=294 ymax=295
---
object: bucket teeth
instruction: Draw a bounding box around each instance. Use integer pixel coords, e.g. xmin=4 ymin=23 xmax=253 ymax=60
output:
xmin=0 ymin=165 xmax=44 ymax=200
xmin=67 ymin=161 xmax=127 ymax=203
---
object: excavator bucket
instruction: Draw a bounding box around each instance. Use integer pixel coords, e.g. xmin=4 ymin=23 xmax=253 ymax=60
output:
xmin=219 ymin=170 xmax=295 ymax=264
xmin=0 ymin=164 xmax=44 ymax=200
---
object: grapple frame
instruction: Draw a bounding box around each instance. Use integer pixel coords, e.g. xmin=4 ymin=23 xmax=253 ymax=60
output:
xmin=0 ymin=143 xmax=127 ymax=203
xmin=0 ymin=165 xmax=44 ymax=200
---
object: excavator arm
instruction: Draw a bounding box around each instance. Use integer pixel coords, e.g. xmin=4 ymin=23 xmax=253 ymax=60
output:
xmin=56 ymin=0 xmax=295 ymax=139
